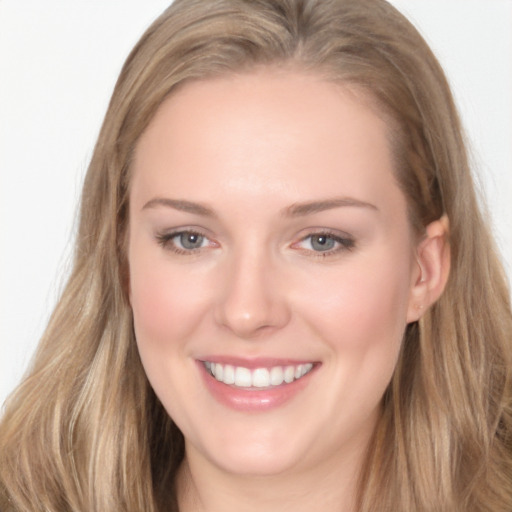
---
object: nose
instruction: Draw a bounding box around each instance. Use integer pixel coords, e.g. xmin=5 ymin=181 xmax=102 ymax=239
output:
xmin=214 ymin=246 xmax=291 ymax=339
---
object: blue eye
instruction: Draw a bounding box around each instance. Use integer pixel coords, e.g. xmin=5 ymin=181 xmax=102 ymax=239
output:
xmin=176 ymin=232 xmax=205 ymax=250
xmin=309 ymin=234 xmax=336 ymax=251
xmin=156 ymin=230 xmax=211 ymax=253
xmin=296 ymin=232 xmax=355 ymax=254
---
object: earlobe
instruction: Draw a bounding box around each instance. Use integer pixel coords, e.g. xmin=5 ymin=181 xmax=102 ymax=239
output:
xmin=407 ymin=215 xmax=450 ymax=323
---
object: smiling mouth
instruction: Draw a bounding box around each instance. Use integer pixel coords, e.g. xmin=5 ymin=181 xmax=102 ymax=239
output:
xmin=203 ymin=361 xmax=314 ymax=389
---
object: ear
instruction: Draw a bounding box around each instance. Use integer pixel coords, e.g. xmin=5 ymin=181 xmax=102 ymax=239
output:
xmin=407 ymin=215 xmax=450 ymax=323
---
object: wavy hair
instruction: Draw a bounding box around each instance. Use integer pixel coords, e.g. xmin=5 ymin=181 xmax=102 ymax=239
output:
xmin=1 ymin=1 xmax=511 ymax=510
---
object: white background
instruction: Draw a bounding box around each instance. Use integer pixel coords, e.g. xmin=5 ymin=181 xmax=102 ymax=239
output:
xmin=1 ymin=1 xmax=511 ymax=408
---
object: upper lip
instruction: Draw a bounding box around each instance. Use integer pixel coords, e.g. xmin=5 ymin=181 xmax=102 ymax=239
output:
xmin=197 ymin=356 xmax=319 ymax=369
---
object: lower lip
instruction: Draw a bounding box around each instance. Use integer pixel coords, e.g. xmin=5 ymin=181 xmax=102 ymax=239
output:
xmin=197 ymin=362 xmax=316 ymax=412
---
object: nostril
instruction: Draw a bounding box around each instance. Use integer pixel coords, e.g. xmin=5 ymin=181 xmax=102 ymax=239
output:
xmin=214 ymin=295 xmax=290 ymax=339
xmin=214 ymin=255 xmax=292 ymax=338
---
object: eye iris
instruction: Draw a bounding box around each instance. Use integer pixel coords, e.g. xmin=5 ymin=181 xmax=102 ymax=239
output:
xmin=180 ymin=233 xmax=204 ymax=249
xmin=311 ymin=234 xmax=335 ymax=251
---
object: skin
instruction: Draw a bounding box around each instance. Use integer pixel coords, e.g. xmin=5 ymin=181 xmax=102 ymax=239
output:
xmin=128 ymin=69 xmax=449 ymax=511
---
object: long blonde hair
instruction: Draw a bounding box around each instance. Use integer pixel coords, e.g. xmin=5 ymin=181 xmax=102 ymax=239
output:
xmin=1 ymin=1 xmax=511 ymax=510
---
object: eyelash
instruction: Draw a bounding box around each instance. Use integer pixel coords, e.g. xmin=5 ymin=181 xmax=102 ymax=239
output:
xmin=155 ymin=229 xmax=355 ymax=257
xmin=293 ymin=230 xmax=355 ymax=257
xmin=156 ymin=229 xmax=212 ymax=255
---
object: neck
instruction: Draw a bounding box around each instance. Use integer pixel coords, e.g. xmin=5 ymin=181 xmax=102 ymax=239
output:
xmin=176 ymin=442 xmax=367 ymax=512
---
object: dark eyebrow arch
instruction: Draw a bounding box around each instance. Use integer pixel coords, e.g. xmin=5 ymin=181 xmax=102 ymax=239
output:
xmin=284 ymin=197 xmax=379 ymax=217
xmin=142 ymin=197 xmax=216 ymax=217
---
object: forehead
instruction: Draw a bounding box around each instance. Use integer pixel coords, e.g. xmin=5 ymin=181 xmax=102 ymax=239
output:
xmin=130 ymin=70 xmax=406 ymax=218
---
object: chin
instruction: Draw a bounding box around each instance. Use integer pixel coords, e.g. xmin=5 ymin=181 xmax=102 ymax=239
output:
xmin=209 ymin=444 xmax=303 ymax=477
xmin=188 ymin=418 xmax=315 ymax=477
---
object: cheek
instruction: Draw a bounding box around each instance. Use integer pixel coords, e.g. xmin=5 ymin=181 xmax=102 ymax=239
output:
xmin=130 ymin=267 xmax=179 ymax=345
xmin=129 ymin=253 xmax=211 ymax=352
xmin=128 ymin=253 xmax=215 ymax=412
xmin=299 ymin=250 xmax=412 ymax=357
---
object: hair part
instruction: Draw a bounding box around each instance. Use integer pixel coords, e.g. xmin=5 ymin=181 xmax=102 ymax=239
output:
xmin=1 ymin=1 xmax=511 ymax=510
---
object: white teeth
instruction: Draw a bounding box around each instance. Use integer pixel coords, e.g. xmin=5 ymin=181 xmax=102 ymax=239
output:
xmin=204 ymin=361 xmax=314 ymax=388
xmin=234 ymin=367 xmax=252 ymax=387
xmin=302 ymin=363 xmax=313 ymax=375
xmin=252 ymin=368 xmax=270 ymax=387
xmin=223 ymin=364 xmax=235 ymax=384
xmin=284 ymin=366 xmax=295 ymax=383
xmin=214 ymin=363 xmax=223 ymax=381
xmin=270 ymin=366 xmax=284 ymax=386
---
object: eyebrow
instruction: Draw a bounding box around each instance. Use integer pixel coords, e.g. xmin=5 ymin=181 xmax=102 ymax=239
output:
xmin=142 ymin=197 xmax=216 ymax=217
xmin=283 ymin=197 xmax=379 ymax=217
xmin=141 ymin=196 xmax=378 ymax=218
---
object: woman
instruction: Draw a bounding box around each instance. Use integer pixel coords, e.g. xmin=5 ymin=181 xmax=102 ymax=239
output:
xmin=1 ymin=0 xmax=511 ymax=510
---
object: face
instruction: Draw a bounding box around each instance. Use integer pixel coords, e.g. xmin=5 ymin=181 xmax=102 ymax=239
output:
xmin=128 ymin=70 xmax=420 ymax=478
